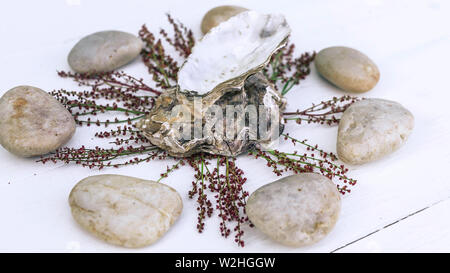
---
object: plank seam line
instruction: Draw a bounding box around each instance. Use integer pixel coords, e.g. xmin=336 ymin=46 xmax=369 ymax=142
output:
xmin=330 ymin=196 xmax=450 ymax=253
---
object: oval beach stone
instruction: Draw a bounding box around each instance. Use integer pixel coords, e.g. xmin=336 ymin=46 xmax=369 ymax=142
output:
xmin=68 ymin=30 xmax=143 ymax=73
xmin=246 ymin=173 xmax=341 ymax=247
xmin=0 ymin=85 xmax=76 ymax=157
xmin=69 ymin=174 xmax=183 ymax=248
xmin=337 ymin=98 xmax=414 ymax=165
xmin=201 ymin=5 xmax=248 ymax=34
xmin=315 ymin=46 xmax=380 ymax=93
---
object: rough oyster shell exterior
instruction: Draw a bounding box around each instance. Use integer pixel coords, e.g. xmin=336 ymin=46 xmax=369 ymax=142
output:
xmin=137 ymin=11 xmax=290 ymax=156
xmin=137 ymin=73 xmax=286 ymax=157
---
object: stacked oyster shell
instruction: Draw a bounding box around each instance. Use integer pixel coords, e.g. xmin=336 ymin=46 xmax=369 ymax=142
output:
xmin=136 ymin=11 xmax=290 ymax=156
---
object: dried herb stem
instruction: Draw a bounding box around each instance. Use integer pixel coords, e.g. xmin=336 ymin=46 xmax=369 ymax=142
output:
xmin=283 ymin=96 xmax=360 ymax=126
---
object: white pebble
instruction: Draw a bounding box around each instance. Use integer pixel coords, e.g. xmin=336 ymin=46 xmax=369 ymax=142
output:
xmin=68 ymin=31 xmax=143 ymax=73
xmin=337 ymin=98 xmax=414 ymax=164
xmin=246 ymin=173 xmax=341 ymax=247
xmin=69 ymin=174 xmax=183 ymax=248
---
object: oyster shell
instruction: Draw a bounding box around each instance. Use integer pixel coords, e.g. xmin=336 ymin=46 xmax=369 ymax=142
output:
xmin=137 ymin=11 xmax=290 ymax=157
xmin=178 ymin=11 xmax=290 ymax=95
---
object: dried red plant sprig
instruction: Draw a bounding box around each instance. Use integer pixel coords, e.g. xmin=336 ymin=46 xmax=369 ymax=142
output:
xmin=187 ymin=155 xmax=214 ymax=234
xmin=282 ymin=133 xmax=338 ymax=161
xmin=58 ymin=70 xmax=161 ymax=96
xmin=160 ymin=14 xmax=195 ymax=59
xmin=140 ymin=25 xmax=178 ymax=89
xmin=157 ymin=157 xmax=186 ymax=182
xmin=160 ymin=155 xmax=250 ymax=247
xmin=283 ymin=95 xmax=361 ymax=126
xmin=139 ymin=14 xmax=195 ymax=89
xmin=263 ymin=42 xmax=316 ymax=95
xmin=217 ymin=157 xmax=250 ymax=247
xmin=39 ymin=125 xmax=163 ymax=169
xmin=95 ymin=125 xmax=151 ymax=146
xmin=52 ymin=71 xmax=157 ymax=126
xmin=250 ymin=134 xmax=356 ymax=195
xmin=38 ymin=145 xmax=163 ymax=170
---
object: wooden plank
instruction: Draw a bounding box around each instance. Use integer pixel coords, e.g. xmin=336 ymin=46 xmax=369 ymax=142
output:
xmin=335 ymin=197 xmax=450 ymax=252
xmin=1 ymin=0 xmax=450 ymax=252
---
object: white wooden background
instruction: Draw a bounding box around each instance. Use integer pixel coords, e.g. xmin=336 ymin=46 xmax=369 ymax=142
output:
xmin=0 ymin=0 xmax=449 ymax=253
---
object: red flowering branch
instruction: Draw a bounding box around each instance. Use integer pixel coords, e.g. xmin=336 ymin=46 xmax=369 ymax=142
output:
xmin=263 ymin=42 xmax=316 ymax=95
xmin=283 ymin=95 xmax=361 ymax=126
xmin=51 ymin=71 xmax=158 ymax=126
xmin=250 ymin=134 xmax=357 ymax=195
xmin=38 ymin=125 xmax=164 ymax=169
xmin=161 ymin=14 xmax=195 ymax=59
xmin=38 ymin=146 xmax=162 ymax=169
xmin=139 ymin=14 xmax=195 ymax=89
xmin=159 ymin=155 xmax=251 ymax=247
xmin=58 ymin=70 xmax=161 ymax=95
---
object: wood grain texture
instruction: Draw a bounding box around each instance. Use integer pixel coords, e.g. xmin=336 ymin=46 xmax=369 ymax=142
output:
xmin=0 ymin=0 xmax=449 ymax=252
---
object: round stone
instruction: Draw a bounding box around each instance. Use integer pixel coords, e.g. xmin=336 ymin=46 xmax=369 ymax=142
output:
xmin=68 ymin=30 xmax=143 ymax=73
xmin=0 ymin=85 xmax=76 ymax=157
xmin=337 ymin=98 xmax=414 ymax=165
xmin=315 ymin=46 xmax=380 ymax=93
xmin=201 ymin=5 xmax=248 ymax=34
xmin=246 ymin=173 xmax=341 ymax=247
xmin=69 ymin=174 xmax=183 ymax=248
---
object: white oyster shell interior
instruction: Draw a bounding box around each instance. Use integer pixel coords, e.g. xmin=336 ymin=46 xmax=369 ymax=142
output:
xmin=177 ymin=11 xmax=291 ymax=94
